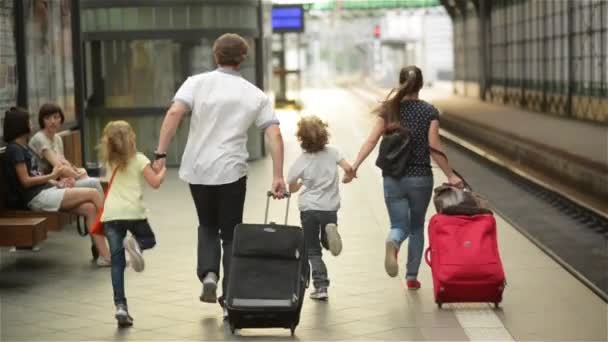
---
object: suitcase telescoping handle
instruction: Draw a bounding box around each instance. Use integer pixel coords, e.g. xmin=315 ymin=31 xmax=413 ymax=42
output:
xmin=264 ymin=191 xmax=291 ymax=225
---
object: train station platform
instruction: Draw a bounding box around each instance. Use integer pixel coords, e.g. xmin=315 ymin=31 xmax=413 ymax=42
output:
xmin=1 ymin=87 xmax=606 ymax=341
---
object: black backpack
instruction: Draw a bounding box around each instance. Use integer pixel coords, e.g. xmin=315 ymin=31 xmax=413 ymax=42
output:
xmin=375 ymin=126 xmax=413 ymax=177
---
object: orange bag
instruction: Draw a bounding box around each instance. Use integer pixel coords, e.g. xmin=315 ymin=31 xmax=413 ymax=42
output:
xmin=90 ymin=168 xmax=118 ymax=236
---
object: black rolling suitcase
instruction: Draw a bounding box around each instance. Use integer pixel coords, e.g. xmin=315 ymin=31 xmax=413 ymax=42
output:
xmin=226 ymin=192 xmax=309 ymax=336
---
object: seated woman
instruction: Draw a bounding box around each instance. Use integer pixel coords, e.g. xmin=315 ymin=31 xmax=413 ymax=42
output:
xmin=29 ymin=103 xmax=102 ymax=193
xmin=2 ymin=107 xmax=111 ymax=266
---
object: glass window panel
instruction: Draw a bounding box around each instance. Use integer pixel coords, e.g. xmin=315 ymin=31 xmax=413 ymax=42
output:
xmin=0 ymin=1 xmax=17 ymax=140
xmin=173 ymin=7 xmax=188 ymax=29
xmin=155 ymin=7 xmax=171 ymax=30
xmin=95 ymin=8 xmax=109 ymax=31
xmin=137 ymin=7 xmax=154 ymax=30
xmin=24 ymin=0 xmax=75 ymax=127
xmin=123 ymin=8 xmax=138 ymax=30
xmin=108 ymin=8 xmax=122 ymax=31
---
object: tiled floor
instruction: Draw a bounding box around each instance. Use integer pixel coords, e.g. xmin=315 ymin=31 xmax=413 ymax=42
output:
xmin=1 ymin=87 xmax=606 ymax=341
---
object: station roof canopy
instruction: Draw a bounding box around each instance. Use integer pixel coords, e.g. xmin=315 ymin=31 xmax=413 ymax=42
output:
xmin=273 ymin=0 xmax=440 ymax=11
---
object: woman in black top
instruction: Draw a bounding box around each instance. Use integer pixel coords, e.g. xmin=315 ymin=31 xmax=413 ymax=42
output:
xmin=351 ymin=66 xmax=462 ymax=289
xmin=2 ymin=107 xmax=111 ymax=265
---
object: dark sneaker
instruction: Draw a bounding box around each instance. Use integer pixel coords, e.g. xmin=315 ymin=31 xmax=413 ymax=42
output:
xmin=200 ymin=272 xmax=218 ymax=303
xmin=309 ymin=287 xmax=328 ymax=301
xmin=124 ymin=236 xmax=144 ymax=272
xmin=384 ymin=240 xmax=399 ymax=277
xmin=115 ymin=304 xmax=133 ymax=328
xmin=325 ymin=224 xmax=342 ymax=256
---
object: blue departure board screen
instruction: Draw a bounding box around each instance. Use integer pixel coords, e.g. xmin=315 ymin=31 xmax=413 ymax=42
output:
xmin=272 ymin=5 xmax=304 ymax=32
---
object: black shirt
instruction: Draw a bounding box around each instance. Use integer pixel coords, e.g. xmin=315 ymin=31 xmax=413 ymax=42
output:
xmin=3 ymin=142 xmax=51 ymax=209
xmin=398 ymin=100 xmax=440 ymax=177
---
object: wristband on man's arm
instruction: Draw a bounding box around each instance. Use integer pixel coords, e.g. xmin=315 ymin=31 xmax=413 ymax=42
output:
xmin=154 ymin=151 xmax=167 ymax=160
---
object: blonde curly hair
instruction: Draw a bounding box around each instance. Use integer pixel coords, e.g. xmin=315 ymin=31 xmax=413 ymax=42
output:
xmin=99 ymin=120 xmax=137 ymax=171
xmin=296 ymin=115 xmax=329 ymax=153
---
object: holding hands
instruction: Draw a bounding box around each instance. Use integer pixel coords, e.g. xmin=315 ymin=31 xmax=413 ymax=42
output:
xmin=342 ymin=165 xmax=356 ymax=184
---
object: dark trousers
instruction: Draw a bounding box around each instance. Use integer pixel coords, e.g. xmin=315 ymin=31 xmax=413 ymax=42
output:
xmin=189 ymin=177 xmax=247 ymax=296
xmin=105 ymin=219 xmax=156 ymax=306
xmin=300 ymin=210 xmax=337 ymax=289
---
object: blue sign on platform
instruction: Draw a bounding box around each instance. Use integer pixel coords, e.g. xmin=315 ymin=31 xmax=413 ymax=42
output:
xmin=272 ymin=5 xmax=304 ymax=33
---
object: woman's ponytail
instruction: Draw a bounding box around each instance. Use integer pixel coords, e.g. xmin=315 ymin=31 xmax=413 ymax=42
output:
xmin=374 ymin=65 xmax=424 ymax=125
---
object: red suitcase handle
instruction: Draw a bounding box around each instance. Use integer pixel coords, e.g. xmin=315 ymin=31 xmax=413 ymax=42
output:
xmin=424 ymin=247 xmax=432 ymax=266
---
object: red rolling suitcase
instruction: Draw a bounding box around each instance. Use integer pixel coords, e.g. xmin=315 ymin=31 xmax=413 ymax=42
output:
xmin=425 ymin=213 xmax=506 ymax=308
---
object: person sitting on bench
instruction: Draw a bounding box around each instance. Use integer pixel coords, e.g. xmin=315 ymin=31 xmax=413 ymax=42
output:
xmin=2 ymin=107 xmax=111 ymax=266
xmin=29 ymin=103 xmax=102 ymax=193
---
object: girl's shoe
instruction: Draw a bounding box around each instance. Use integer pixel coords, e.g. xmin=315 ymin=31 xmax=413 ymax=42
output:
xmin=115 ymin=304 xmax=133 ymax=328
xmin=384 ymin=241 xmax=399 ymax=277
xmin=406 ymin=280 xmax=421 ymax=290
xmin=325 ymin=224 xmax=342 ymax=256
xmin=124 ymin=236 xmax=144 ymax=272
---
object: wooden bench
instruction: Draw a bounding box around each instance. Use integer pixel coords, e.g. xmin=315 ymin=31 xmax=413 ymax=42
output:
xmin=0 ymin=218 xmax=47 ymax=247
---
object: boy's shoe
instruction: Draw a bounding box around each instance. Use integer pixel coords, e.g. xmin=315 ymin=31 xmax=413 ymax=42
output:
xmin=95 ymin=256 xmax=111 ymax=267
xmin=124 ymin=236 xmax=144 ymax=272
xmin=200 ymin=272 xmax=218 ymax=303
xmin=384 ymin=241 xmax=399 ymax=277
xmin=406 ymin=280 xmax=421 ymax=290
xmin=324 ymin=224 xmax=342 ymax=256
xmin=309 ymin=287 xmax=328 ymax=301
xmin=115 ymin=304 xmax=133 ymax=328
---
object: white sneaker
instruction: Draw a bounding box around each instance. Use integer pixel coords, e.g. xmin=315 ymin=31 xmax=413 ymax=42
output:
xmin=309 ymin=287 xmax=328 ymax=300
xmin=384 ymin=240 xmax=399 ymax=277
xmin=124 ymin=236 xmax=144 ymax=272
xmin=115 ymin=304 xmax=133 ymax=328
xmin=200 ymin=272 xmax=218 ymax=303
xmin=96 ymin=256 xmax=111 ymax=267
xmin=325 ymin=224 xmax=342 ymax=256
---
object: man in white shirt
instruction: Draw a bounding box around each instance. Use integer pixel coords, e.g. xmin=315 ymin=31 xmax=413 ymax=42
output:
xmin=153 ymin=33 xmax=286 ymax=317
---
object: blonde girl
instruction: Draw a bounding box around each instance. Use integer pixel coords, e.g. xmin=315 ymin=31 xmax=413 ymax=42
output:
xmin=99 ymin=120 xmax=166 ymax=327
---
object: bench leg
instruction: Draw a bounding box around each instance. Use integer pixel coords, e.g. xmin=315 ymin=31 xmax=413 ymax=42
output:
xmin=76 ymin=216 xmax=89 ymax=237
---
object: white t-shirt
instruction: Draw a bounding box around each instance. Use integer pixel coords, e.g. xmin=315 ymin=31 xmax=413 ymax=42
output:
xmin=287 ymin=145 xmax=344 ymax=212
xmin=28 ymin=131 xmax=64 ymax=174
xmin=173 ymin=67 xmax=279 ymax=185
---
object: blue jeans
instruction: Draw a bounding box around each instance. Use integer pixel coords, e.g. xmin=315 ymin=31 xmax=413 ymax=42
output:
xmin=383 ymin=176 xmax=433 ymax=280
xmin=105 ymin=220 xmax=156 ymax=306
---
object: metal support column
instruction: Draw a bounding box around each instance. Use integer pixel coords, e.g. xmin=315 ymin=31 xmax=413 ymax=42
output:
xmin=71 ymin=0 xmax=87 ymax=166
xmin=14 ymin=0 xmax=27 ymax=108
xmin=478 ymin=0 xmax=489 ymax=100
xmin=567 ymin=0 xmax=574 ymax=118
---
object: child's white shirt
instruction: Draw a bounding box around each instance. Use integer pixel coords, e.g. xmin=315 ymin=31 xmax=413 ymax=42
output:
xmin=287 ymin=145 xmax=344 ymax=211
